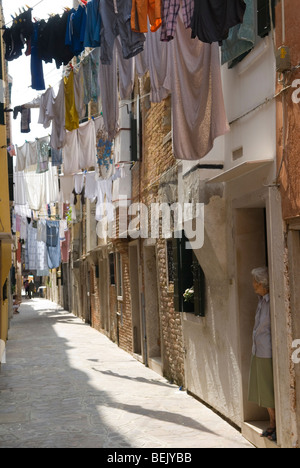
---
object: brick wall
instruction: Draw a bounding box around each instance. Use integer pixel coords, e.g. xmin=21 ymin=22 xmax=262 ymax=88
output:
xmin=134 ymin=76 xmax=185 ymax=386
xmin=114 ymin=240 xmax=133 ymax=355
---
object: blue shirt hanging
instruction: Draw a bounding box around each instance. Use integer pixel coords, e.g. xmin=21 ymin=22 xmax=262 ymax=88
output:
xmin=84 ymin=0 xmax=101 ymax=48
xmin=65 ymin=5 xmax=87 ymax=57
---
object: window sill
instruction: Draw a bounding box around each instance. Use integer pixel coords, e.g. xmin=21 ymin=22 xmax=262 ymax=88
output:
xmin=182 ymin=312 xmax=205 ymax=323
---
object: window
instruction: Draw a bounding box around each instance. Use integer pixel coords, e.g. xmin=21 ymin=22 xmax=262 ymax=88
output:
xmin=116 ymin=252 xmax=123 ymax=299
xmin=222 ymin=0 xmax=276 ymax=68
xmin=172 ymin=232 xmax=205 ymax=317
xmin=130 ymin=95 xmax=142 ymax=161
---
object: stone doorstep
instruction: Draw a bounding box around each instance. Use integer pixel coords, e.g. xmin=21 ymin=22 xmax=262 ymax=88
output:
xmin=241 ymin=421 xmax=280 ymax=449
xmin=147 ymin=356 xmax=163 ymax=377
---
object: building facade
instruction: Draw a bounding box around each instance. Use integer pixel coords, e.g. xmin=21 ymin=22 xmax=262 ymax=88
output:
xmin=0 ymin=0 xmax=13 ymax=367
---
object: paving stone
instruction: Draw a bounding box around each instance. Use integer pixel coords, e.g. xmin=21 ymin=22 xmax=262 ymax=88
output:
xmin=0 ymin=299 xmax=254 ymax=449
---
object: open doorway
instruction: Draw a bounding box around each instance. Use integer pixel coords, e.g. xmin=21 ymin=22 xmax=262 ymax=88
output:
xmin=235 ymin=207 xmax=275 ymax=441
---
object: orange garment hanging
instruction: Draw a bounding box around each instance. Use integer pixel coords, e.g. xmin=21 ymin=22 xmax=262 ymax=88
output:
xmin=131 ymin=0 xmax=162 ymax=33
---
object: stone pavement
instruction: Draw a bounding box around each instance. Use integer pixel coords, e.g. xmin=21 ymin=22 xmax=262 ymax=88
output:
xmin=0 ymin=299 xmax=254 ymax=449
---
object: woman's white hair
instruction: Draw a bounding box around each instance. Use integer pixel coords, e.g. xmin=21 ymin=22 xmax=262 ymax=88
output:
xmin=251 ymin=267 xmax=269 ymax=288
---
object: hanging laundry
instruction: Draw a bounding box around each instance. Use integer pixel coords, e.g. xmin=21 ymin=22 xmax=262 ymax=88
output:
xmin=99 ymin=0 xmax=145 ymax=65
xmin=7 ymin=144 xmax=16 ymax=157
xmin=36 ymin=137 xmax=50 ymax=174
xmin=131 ymin=0 xmax=162 ymax=33
xmin=2 ymin=8 xmax=33 ymax=61
xmin=62 ymin=129 xmax=80 ymax=175
xmin=60 ymin=175 xmax=75 ymax=203
xmin=64 ymin=70 xmax=80 ymax=132
xmin=15 ymin=214 xmax=21 ymax=233
xmin=191 ymin=0 xmax=246 ymax=44
xmin=20 ymin=216 xmax=28 ymax=241
xmin=13 ymin=106 xmax=31 ymax=133
xmin=74 ymin=173 xmax=85 ymax=195
xmin=99 ymin=50 xmax=119 ymax=140
xmin=95 ymin=178 xmax=114 ymax=222
xmin=16 ymin=141 xmax=38 ymax=172
xmin=37 ymin=219 xmax=47 ymax=243
xmin=14 ymin=171 xmax=27 ymax=205
xmin=24 ymin=164 xmax=59 ymax=211
xmin=84 ymin=171 xmax=97 ymax=202
xmin=38 ymin=11 xmax=74 ymax=69
xmin=38 ymin=87 xmax=56 ymax=129
xmin=15 ymin=144 xmax=27 ymax=172
xmin=221 ymin=0 xmax=255 ymax=67
xmin=115 ymin=37 xmax=135 ymax=100
xmin=73 ymin=65 xmax=86 ymax=120
xmin=27 ymin=224 xmax=38 ymax=271
xmin=51 ymin=147 xmax=63 ymax=167
xmin=50 ymin=80 xmax=66 ymax=151
xmin=36 ymin=238 xmax=49 ymax=277
xmin=77 ymin=119 xmax=97 ymax=170
xmin=82 ymin=48 xmax=100 ymax=105
xmin=84 ymin=0 xmax=101 ymax=48
xmin=65 ymin=4 xmax=87 ymax=57
xmin=44 ymin=166 xmax=59 ymax=207
xmin=142 ymin=22 xmax=169 ymax=103
xmin=46 ymin=220 xmax=59 ymax=247
xmin=95 ymin=116 xmax=114 ymax=180
xmin=46 ymin=220 xmax=61 ymax=269
xmin=59 ymin=219 xmax=68 ymax=241
xmin=160 ymin=0 xmax=194 ymax=42
xmin=163 ymin=10 xmax=230 ymax=161
xmin=31 ymin=22 xmax=45 ymax=91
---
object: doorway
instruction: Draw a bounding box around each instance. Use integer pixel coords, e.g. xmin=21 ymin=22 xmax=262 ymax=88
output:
xmin=99 ymin=257 xmax=109 ymax=334
xmin=129 ymin=242 xmax=142 ymax=358
xmin=235 ymin=207 xmax=272 ymax=426
xmin=143 ymin=243 xmax=162 ymax=374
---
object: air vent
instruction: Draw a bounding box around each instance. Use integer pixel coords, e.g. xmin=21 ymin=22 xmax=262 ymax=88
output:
xmin=232 ymin=147 xmax=243 ymax=161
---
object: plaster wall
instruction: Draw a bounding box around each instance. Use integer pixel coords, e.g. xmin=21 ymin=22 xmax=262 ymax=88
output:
xmin=178 ymin=32 xmax=278 ymax=427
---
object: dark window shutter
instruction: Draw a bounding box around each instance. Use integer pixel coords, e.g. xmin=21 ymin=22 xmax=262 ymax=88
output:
xmin=172 ymin=236 xmax=182 ymax=312
xmin=109 ymin=253 xmax=115 ymax=285
xmin=181 ymin=239 xmax=194 ymax=313
xmin=192 ymin=253 xmax=205 ymax=317
xmin=172 ymin=233 xmax=205 ymax=316
xmin=257 ymin=0 xmax=275 ymax=38
xmin=130 ymin=111 xmax=138 ymax=161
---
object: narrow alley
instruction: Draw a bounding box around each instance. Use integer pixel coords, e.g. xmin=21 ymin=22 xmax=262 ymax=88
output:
xmin=0 ymin=299 xmax=253 ymax=449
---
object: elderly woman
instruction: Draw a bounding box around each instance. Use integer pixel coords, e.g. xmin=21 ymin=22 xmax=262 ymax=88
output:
xmin=248 ymin=267 xmax=276 ymax=441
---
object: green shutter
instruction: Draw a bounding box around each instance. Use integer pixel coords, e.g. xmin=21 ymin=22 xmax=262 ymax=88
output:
xmin=192 ymin=253 xmax=205 ymax=317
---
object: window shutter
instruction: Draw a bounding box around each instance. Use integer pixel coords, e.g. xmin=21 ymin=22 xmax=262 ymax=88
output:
xmin=172 ymin=236 xmax=182 ymax=312
xmin=181 ymin=239 xmax=194 ymax=313
xmin=192 ymin=253 xmax=205 ymax=317
xmin=257 ymin=0 xmax=275 ymax=38
xmin=130 ymin=111 xmax=138 ymax=161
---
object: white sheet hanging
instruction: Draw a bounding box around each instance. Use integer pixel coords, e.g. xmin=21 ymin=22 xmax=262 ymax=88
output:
xmin=162 ymin=11 xmax=230 ymax=161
